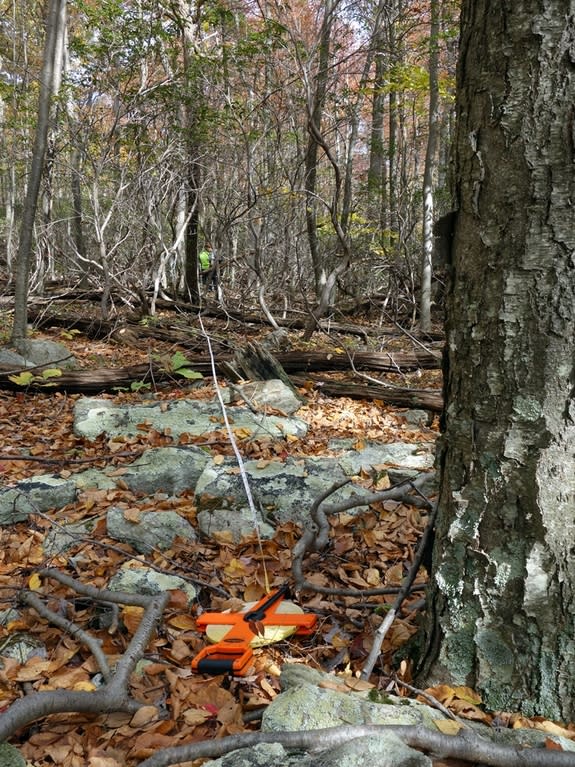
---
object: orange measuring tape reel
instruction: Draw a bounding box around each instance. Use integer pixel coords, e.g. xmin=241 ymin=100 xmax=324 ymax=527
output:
xmin=191 ymin=584 xmax=317 ymax=676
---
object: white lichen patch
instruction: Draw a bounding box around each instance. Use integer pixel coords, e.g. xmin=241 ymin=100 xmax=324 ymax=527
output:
xmin=524 ymin=543 xmax=550 ymax=616
xmin=536 ymin=437 xmax=575 ymax=583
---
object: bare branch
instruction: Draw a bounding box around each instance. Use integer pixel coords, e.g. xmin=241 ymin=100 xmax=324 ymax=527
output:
xmin=136 ymin=723 xmax=575 ymax=767
xmin=360 ymin=502 xmax=438 ymax=680
xmin=0 ymin=582 xmax=169 ymax=742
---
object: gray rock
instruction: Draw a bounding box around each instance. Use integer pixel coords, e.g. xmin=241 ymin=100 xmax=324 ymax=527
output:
xmin=329 ymin=440 xmax=434 ymax=475
xmin=0 ymin=475 xmax=77 ymax=525
xmin=17 ymin=339 xmax=77 ymax=369
xmin=63 ymin=446 xmax=209 ymax=498
xmin=403 ymin=409 xmax=432 ymax=427
xmin=261 ymin=683 xmax=427 ymax=733
xmin=73 ymin=468 xmax=117 ymax=491
xmin=231 ymin=380 xmax=304 ymax=415
xmin=118 ymin=446 xmax=210 ymax=495
xmin=280 ymin=663 xmax=346 ymax=692
xmin=108 ymin=563 xmax=197 ymax=605
xmin=263 ymin=664 xmax=444 ymax=733
xmin=43 ymin=518 xmax=98 ymax=555
xmin=106 ymin=506 xmax=196 ymax=553
xmin=201 ymin=735 xmax=430 ymax=767
xmin=0 ymin=348 xmax=34 ymax=370
xmin=197 ymin=507 xmax=275 ymax=543
xmin=74 ymin=397 xmax=308 ymax=441
xmin=310 ymin=733 xmax=431 ymax=767
xmin=202 ymin=743 xmax=300 ymax=767
xmin=195 ymin=455 xmax=366 ymax=526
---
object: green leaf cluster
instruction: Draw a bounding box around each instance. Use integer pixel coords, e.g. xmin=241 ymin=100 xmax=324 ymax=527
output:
xmin=9 ymin=369 xmax=62 ymax=388
xmin=167 ymin=352 xmax=204 ymax=381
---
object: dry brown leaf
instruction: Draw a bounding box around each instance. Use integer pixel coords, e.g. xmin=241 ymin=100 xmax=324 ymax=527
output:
xmin=169 ymin=638 xmax=191 ymax=661
xmin=167 ymin=613 xmax=197 ymax=630
xmin=121 ymin=605 xmax=145 ymax=634
xmin=123 ymin=507 xmax=142 ymax=522
xmin=364 ymin=567 xmax=381 ymax=586
xmin=452 ymin=685 xmax=482 ymax=704
xmin=88 ymin=756 xmax=124 ymax=767
xmin=167 ymin=589 xmax=191 ymax=609
xmin=434 ymin=719 xmax=463 ymax=735
xmin=129 ymin=705 xmax=159 ymax=728
xmin=343 ymin=678 xmax=374 ymax=693
xmin=534 ymin=720 xmax=575 ymax=739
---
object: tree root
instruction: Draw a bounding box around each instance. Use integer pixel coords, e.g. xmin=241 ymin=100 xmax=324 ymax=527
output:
xmin=136 ymin=722 xmax=575 ymax=767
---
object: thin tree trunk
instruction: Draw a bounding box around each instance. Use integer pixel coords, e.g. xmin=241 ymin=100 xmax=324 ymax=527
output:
xmin=304 ymin=0 xmax=335 ymax=295
xmin=11 ymin=0 xmax=66 ymax=347
xmin=419 ymin=0 xmax=440 ymax=332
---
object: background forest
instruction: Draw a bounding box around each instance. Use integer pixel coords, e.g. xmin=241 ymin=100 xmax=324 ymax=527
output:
xmin=0 ymin=0 xmax=458 ymax=327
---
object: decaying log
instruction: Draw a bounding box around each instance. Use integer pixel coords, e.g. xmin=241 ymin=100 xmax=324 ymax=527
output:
xmin=29 ymin=304 xmax=444 ymax=344
xmin=0 ymin=346 xmax=443 ymax=408
xmin=290 ymin=375 xmax=443 ymax=412
xmin=276 ymin=349 xmax=441 ymax=373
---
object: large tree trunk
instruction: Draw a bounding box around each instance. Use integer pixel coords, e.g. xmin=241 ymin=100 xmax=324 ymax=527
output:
xmin=419 ymin=2 xmax=575 ymax=721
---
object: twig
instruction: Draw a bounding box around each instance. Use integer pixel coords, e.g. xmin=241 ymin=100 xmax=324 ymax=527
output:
xmin=20 ymin=590 xmax=113 ymax=682
xmin=0 ymin=588 xmax=168 ymax=741
xmin=360 ymin=501 xmax=438 ymax=680
xmin=39 ymin=567 xmax=166 ymax=608
xmin=392 ymin=677 xmax=467 ymax=726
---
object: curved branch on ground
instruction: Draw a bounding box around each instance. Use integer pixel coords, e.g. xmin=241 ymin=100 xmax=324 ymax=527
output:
xmin=20 ymin=591 xmax=113 ymax=682
xmin=0 ymin=580 xmax=169 ymax=743
xmin=136 ymin=722 xmax=575 ymax=767
xmin=292 ymin=473 xmax=435 ymax=593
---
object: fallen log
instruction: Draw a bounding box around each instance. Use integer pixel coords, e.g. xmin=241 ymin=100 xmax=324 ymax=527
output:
xmin=0 ymin=362 xmax=442 ymax=411
xmin=290 ymin=375 xmax=443 ymax=412
xmin=28 ymin=305 xmax=444 ymax=344
xmin=0 ymin=347 xmax=442 ymax=408
xmin=276 ymin=349 xmax=441 ymax=373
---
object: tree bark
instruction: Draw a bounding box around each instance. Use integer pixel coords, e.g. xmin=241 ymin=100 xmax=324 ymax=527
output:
xmin=419 ymin=1 xmax=575 ymax=721
xmin=11 ymin=0 xmax=67 ymax=347
xmin=304 ymin=0 xmax=336 ymax=296
xmin=419 ymin=0 xmax=440 ymax=332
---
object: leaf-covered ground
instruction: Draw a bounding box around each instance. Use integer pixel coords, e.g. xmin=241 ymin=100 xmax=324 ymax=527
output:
xmin=1 ymin=315 xmax=570 ymax=765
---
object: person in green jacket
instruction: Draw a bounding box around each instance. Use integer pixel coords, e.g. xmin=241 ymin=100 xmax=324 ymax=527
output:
xmin=198 ymin=243 xmax=217 ymax=291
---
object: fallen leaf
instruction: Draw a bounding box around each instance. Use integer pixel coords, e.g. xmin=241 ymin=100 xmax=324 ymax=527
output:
xmin=183 ymin=708 xmax=211 ymax=725
xmin=28 ymin=572 xmax=43 ymax=591
xmin=434 ymin=719 xmax=463 ymax=735
xmin=130 ymin=705 xmax=159 ymax=728
xmin=167 ymin=614 xmax=197 ymax=630
xmin=343 ymin=678 xmax=374 ymax=693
